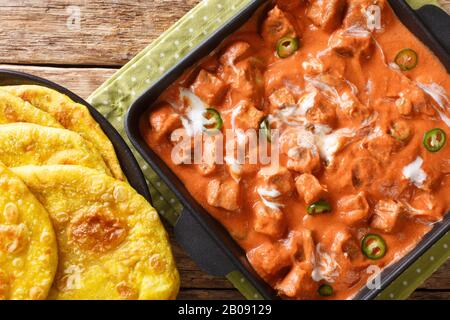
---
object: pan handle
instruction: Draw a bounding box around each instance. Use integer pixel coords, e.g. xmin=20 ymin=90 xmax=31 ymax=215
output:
xmin=174 ymin=208 xmax=271 ymax=299
xmin=405 ymin=0 xmax=450 ymax=52
xmin=174 ymin=208 xmax=236 ymax=277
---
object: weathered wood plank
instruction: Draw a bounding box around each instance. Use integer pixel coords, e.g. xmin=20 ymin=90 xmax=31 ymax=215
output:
xmin=0 ymin=64 xmax=117 ymax=98
xmin=178 ymin=289 xmax=244 ymax=300
xmin=409 ymin=290 xmax=450 ymax=300
xmin=0 ymin=64 xmax=447 ymax=298
xmin=0 ymin=0 xmax=200 ymax=66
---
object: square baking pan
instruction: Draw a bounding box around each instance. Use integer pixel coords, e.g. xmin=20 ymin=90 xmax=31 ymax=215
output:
xmin=126 ymin=0 xmax=450 ymax=300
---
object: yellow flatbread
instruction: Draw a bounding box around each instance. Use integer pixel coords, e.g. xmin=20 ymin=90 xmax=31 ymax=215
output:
xmin=0 ymin=89 xmax=62 ymax=128
xmin=2 ymin=85 xmax=125 ymax=181
xmin=12 ymin=165 xmax=179 ymax=300
xmin=0 ymin=162 xmax=57 ymax=300
xmin=0 ymin=123 xmax=110 ymax=175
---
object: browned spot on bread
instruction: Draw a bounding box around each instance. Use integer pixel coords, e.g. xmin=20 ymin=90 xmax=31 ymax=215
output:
xmin=116 ymin=281 xmax=138 ymax=299
xmin=56 ymin=106 xmax=73 ymax=127
xmin=0 ymin=270 xmax=10 ymax=300
xmin=3 ymin=104 xmax=18 ymax=121
xmin=0 ymin=224 xmax=28 ymax=254
xmin=69 ymin=208 xmax=127 ymax=253
xmin=148 ymin=253 xmax=168 ymax=274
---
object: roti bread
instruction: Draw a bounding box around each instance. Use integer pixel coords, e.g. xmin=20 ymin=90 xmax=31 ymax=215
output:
xmin=0 ymin=162 xmax=57 ymax=299
xmin=0 ymin=123 xmax=110 ymax=175
xmin=2 ymin=85 xmax=125 ymax=181
xmin=12 ymin=165 xmax=179 ymax=300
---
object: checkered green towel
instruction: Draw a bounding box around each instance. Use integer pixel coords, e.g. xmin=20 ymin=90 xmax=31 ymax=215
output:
xmin=88 ymin=0 xmax=449 ymax=300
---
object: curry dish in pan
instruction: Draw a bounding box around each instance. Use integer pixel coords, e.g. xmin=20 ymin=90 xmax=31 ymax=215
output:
xmin=143 ymin=0 xmax=450 ymax=299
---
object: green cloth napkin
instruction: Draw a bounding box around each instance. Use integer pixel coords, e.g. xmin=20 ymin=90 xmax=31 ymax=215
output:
xmin=408 ymin=0 xmax=440 ymax=9
xmin=88 ymin=0 xmax=449 ymax=300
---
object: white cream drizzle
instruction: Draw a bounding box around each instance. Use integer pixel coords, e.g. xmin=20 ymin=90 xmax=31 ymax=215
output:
xmin=257 ymin=187 xmax=284 ymax=210
xmin=230 ymin=102 xmax=244 ymax=130
xmin=277 ymin=122 xmax=355 ymax=163
xmin=311 ymin=244 xmax=340 ymax=283
xmin=302 ymin=55 xmax=324 ymax=74
xmin=179 ymin=88 xmax=214 ymax=136
xmin=304 ymin=75 xmax=340 ymax=101
xmin=367 ymin=126 xmax=383 ymax=140
xmin=416 ymin=81 xmax=450 ymax=127
xmin=298 ymin=90 xmax=317 ymax=115
xmin=303 ymin=75 xmax=361 ymax=112
xmin=270 ymin=105 xmax=308 ymax=127
xmin=345 ymin=80 xmax=359 ymax=95
xmin=315 ymin=128 xmax=356 ymax=162
xmin=225 ymin=156 xmax=243 ymax=182
xmin=402 ymin=156 xmax=427 ymax=188
xmin=342 ymin=25 xmax=372 ymax=38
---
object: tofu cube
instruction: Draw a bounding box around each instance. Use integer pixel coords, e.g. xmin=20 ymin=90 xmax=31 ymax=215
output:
xmin=221 ymin=59 xmax=265 ymax=107
xmin=295 ymin=173 xmax=327 ymax=205
xmin=219 ymin=41 xmax=252 ymax=65
xmin=275 ymin=264 xmax=307 ymax=298
xmin=253 ymin=202 xmax=285 ymax=238
xmin=408 ymin=193 xmax=445 ymax=222
xmin=343 ymin=0 xmax=387 ymax=29
xmin=287 ymin=147 xmax=322 ymax=173
xmin=370 ymin=200 xmax=402 ymax=233
xmin=322 ymin=225 xmax=361 ymax=261
xmin=329 ymin=29 xmax=374 ymax=58
xmin=269 ymin=87 xmax=296 ymax=110
xmin=261 ymin=6 xmax=296 ymax=47
xmin=207 ymin=178 xmax=240 ymax=211
xmin=148 ymin=103 xmax=181 ymax=142
xmin=366 ymin=133 xmax=398 ymax=164
xmin=234 ymin=101 xmax=265 ymax=130
xmin=307 ymin=0 xmax=347 ymax=32
xmin=191 ymin=69 xmax=228 ymax=106
xmin=258 ymin=166 xmax=295 ymax=195
xmin=247 ymin=242 xmax=291 ymax=280
xmin=280 ymin=129 xmax=322 ymax=173
xmin=303 ymin=90 xmax=337 ymax=127
xmin=338 ymin=192 xmax=371 ymax=226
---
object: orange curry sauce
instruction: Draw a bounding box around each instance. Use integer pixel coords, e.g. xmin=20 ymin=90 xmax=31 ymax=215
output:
xmin=142 ymin=0 xmax=450 ymax=299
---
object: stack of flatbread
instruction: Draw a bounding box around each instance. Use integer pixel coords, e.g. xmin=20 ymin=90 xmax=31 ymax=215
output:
xmin=0 ymin=86 xmax=179 ymax=300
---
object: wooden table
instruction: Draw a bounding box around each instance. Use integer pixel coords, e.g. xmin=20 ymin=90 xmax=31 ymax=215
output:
xmin=0 ymin=0 xmax=448 ymax=300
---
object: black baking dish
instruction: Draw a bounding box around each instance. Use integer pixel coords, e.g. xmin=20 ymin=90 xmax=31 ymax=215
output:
xmin=0 ymin=69 xmax=151 ymax=201
xmin=126 ymin=0 xmax=450 ymax=300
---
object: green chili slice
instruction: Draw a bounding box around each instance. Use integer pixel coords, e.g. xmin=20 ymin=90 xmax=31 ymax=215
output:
xmin=276 ymin=36 xmax=299 ymax=58
xmin=394 ymin=48 xmax=418 ymax=71
xmin=203 ymin=108 xmax=223 ymax=134
xmin=318 ymin=284 xmax=334 ymax=297
xmin=307 ymin=200 xmax=332 ymax=215
xmin=361 ymin=234 xmax=387 ymax=260
xmin=260 ymin=117 xmax=272 ymax=142
xmin=423 ymin=128 xmax=446 ymax=152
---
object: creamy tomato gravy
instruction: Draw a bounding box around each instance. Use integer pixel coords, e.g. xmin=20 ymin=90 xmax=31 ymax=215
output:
xmin=143 ymin=0 xmax=450 ymax=299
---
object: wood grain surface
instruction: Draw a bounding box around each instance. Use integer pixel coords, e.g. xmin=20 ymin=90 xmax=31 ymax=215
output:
xmin=0 ymin=0 xmax=200 ymax=66
xmin=0 ymin=0 xmax=448 ymax=300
